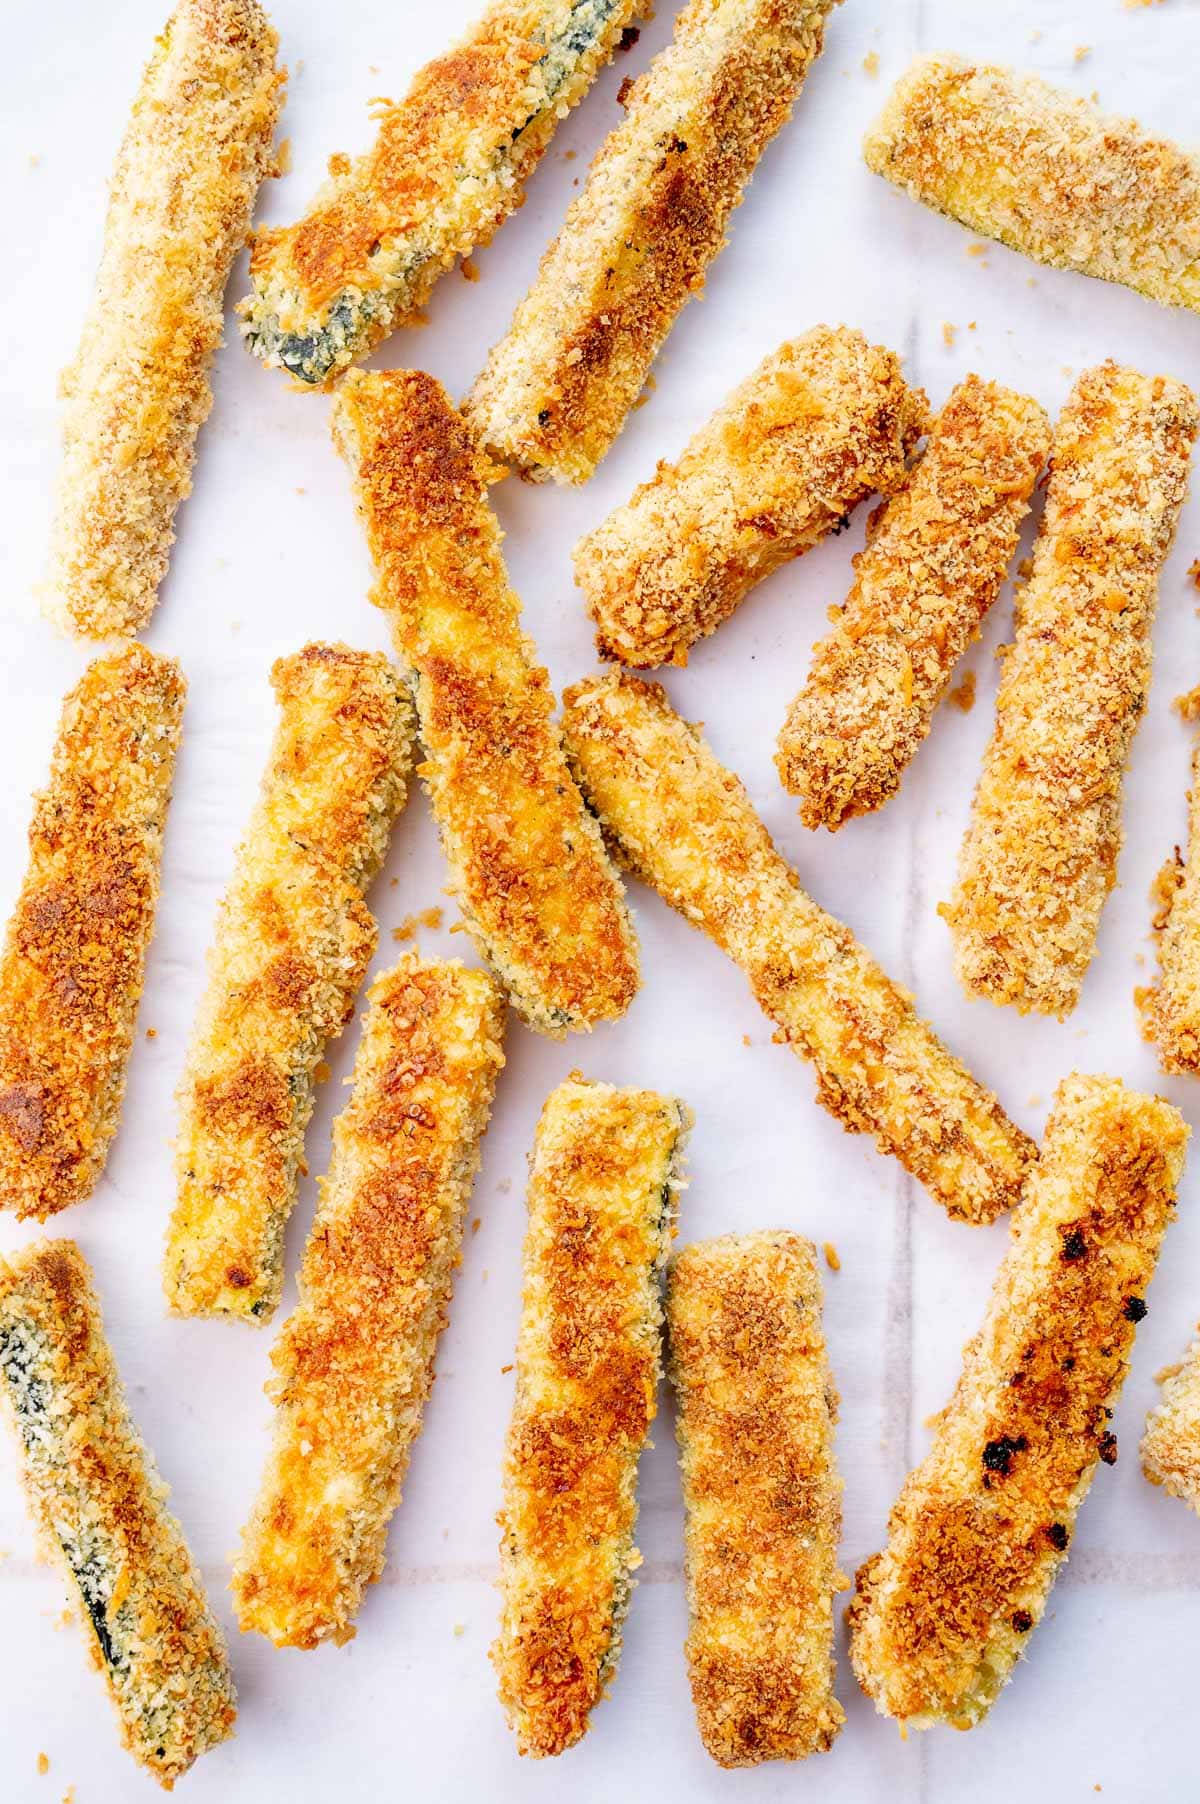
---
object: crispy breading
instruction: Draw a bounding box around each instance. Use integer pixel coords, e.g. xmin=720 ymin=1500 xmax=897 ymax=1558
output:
xmin=332 ymin=370 xmax=639 ymax=1036
xmin=849 ymin=1074 xmax=1187 ymax=1731
xmin=1140 ymin=739 xmax=1200 ymax=1072
xmin=575 ymin=327 xmax=928 ymax=668
xmin=164 ymin=644 xmax=413 ymax=1323
xmin=561 ymin=673 xmax=1033 ymax=1223
xmin=777 ymin=375 xmax=1050 ymax=827
xmin=0 ymin=645 xmax=184 ymax=1220
xmin=233 ymin=956 xmax=505 ymax=1647
xmin=47 ymin=0 xmax=283 ymax=637
xmin=465 ymin=0 xmax=840 ymax=484
xmin=242 ymin=0 xmax=645 ymax=385
xmin=494 ymin=1075 xmax=690 ymax=1757
xmin=667 ymin=1232 xmax=845 ymax=1766
xmin=942 ymin=363 xmax=1198 ymax=1017
xmin=1142 ymin=1333 xmax=1200 ymax=1513
xmin=0 ymin=1241 xmax=236 ymax=1786
xmin=864 ymin=56 xmax=1200 ymax=314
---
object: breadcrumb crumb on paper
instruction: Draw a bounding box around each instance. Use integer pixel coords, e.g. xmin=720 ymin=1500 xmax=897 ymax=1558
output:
xmin=1143 ymin=1335 xmax=1200 ymax=1514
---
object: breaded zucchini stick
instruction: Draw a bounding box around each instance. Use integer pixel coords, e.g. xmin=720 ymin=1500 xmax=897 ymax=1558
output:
xmin=495 ymin=1076 xmax=690 ymax=1756
xmin=333 ymin=370 xmax=639 ymax=1035
xmin=865 ymin=56 xmax=1200 ymax=316
xmin=242 ymin=0 xmax=646 ymax=386
xmin=849 ymin=1074 xmax=1187 ymax=1730
xmin=777 ymin=375 xmax=1050 ymax=827
xmin=1143 ymin=1334 xmax=1200 ymax=1515
xmin=0 ymin=645 xmax=184 ymax=1220
xmin=233 ymin=956 xmax=505 ymax=1647
xmin=943 ymin=363 xmax=1198 ymax=1017
xmin=164 ymin=644 xmax=413 ymax=1324
xmin=575 ymin=327 xmax=928 ymax=668
xmin=667 ymin=1232 xmax=845 ymax=1766
xmin=0 ymin=1241 xmax=236 ymax=1786
xmin=47 ymin=0 xmax=283 ymax=638
xmin=465 ymin=0 xmax=840 ymax=483
xmin=1140 ymin=742 xmax=1200 ymax=1073
xmin=562 ymin=673 xmax=1033 ymax=1224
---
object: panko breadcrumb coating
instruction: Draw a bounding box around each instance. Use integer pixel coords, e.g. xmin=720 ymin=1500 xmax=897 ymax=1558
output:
xmin=233 ymin=956 xmax=505 ymax=1648
xmin=0 ymin=1241 xmax=236 ymax=1787
xmin=667 ymin=1232 xmax=845 ymax=1766
xmin=562 ymin=673 xmax=1033 ymax=1224
xmin=242 ymin=0 xmax=646 ymax=385
xmin=865 ymin=56 xmax=1200 ymax=314
xmin=1140 ymin=741 xmax=1200 ymax=1072
xmin=332 ymin=369 xmax=639 ymax=1036
xmin=849 ymin=1074 xmax=1186 ymax=1731
xmin=575 ymin=326 xmax=928 ymax=668
xmin=494 ymin=1076 xmax=690 ymax=1757
xmin=466 ymin=0 xmax=840 ymax=484
xmin=777 ymin=375 xmax=1050 ymax=827
xmin=164 ymin=644 xmax=414 ymax=1324
xmin=1142 ymin=1333 xmax=1200 ymax=1514
xmin=0 ymin=645 xmax=185 ymax=1220
xmin=47 ymin=0 xmax=283 ymax=638
xmin=942 ymin=363 xmax=1198 ymax=1016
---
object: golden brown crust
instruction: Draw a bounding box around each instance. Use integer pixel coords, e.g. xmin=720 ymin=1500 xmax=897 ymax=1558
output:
xmin=1140 ymin=737 xmax=1200 ymax=1072
xmin=0 ymin=645 xmax=185 ymax=1220
xmin=1142 ymin=1333 xmax=1200 ymax=1512
xmin=848 ymin=1075 xmax=1187 ymax=1730
xmin=667 ymin=1232 xmax=845 ymax=1766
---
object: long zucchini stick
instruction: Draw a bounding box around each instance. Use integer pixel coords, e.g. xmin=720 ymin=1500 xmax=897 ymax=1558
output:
xmin=0 ymin=1242 xmax=236 ymax=1787
xmin=667 ymin=1232 xmax=845 ymax=1766
xmin=233 ymin=956 xmax=505 ymax=1647
xmin=164 ymin=644 xmax=414 ymax=1324
xmin=575 ymin=327 xmax=927 ymax=668
xmin=562 ymin=673 xmax=1033 ymax=1224
xmin=242 ymin=0 xmax=646 ymax=386
xmin=47 ymin=0 xmax=283 ymax=637
xmin=465 ymin=0 xmax=840 ymax=483
xmin=332 ymin=370 xmax=639 ymax=1035
xmin=494 ymin=1076 xmax=690 ymax=1756
xmin=0 ymin=645 xmax=185 ymax=1220
xmin=865 ymin=56 xmax=1200 ymax=316
xmin=943 ymin=363 xmax=1197 ymax=1017
xmin=1140 ymin=740 xmax=1200 ymax=1073
xmin=1143 ymin=1333 xmax=1200 ymax=1515
xmin=849 ymin=1074 xmax=1187 ymax=1730
xmin=777 ymin=375 xmax=1050 ymax=827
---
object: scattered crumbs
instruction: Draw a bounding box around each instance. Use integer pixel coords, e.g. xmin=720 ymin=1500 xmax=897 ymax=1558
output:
xmin=315 ymin=1060 xmax=332 ymax=1084
xmin=1029 ymin=28 xmax=1042 ymax=41
xmin=1187 ymin=557 xmax=1200 ymax=589
xmin=448 ymin=919 xmax=469 ymax=934
xmin=390 ymin=875 xmax=399 ymax=887
xmin=1073 ymin=44 xmax=1091 ymax=62
xmin=1135 ymin=951 xmax=1145 ymax=967
xmin=1174 ymin=684 xmax=1200 ymax=719
xmin=742 ymin=1033 xmax=752 ymax=1047
xmin=862 ymin=50 xmax=879 ymax=76
xmin=968 ymin=320 xmax=977 ymax=331
xmin=501 ymin=1363 xmax=514 ymax=1374
xmin=564 ymin=147 xmax=577 ymax=161
xmin=274 ymin=137 xmax=292 ymax=176
xmin=369 ymin=63 xmax=380 ymax=73
xmin=460 ymin=257 xmax=480 ymax=283
xmin=481 ymin=1269 xmax=488 ymax=1284
xmin=947 ymin=669 xmax=977 ymax=713
xmin=295 ymin=56 xmax=305 ymax=74
xmin=393 ymin=906 xmax=444 ymax=942
xmin=37 ymin=1753 xmax=49 ymax=1776
xmin=56 ymin=1609 xmax=74 ymax=1631
xmin=497 ymin=1177 xmax=512 ymax=1194
xmin=1156 ymin=1363 xmax=1183 ymax=1385
xmin=1017 ymin=556 xmax=1034 ymax=581
xmin=1061 ymin=365 xmax=1075 ymax=378
xmin=1124 ymin=0 xmax=1162 ymax=10
xmin=942 ymin=322 xmax=957 ymax=348
xmin=145 ymin=1026 xmax=157 ymax=1040
xmin=61 ymin=1789 xmax=74 ymax=1804
xmin=617 ymin=74 xmax=635 ymax=107
xmin=1026 ymin=275 xmax=1037 ymax=287
xmin=572 ymin=176 xmax=579 ymax=186
xmin=471 ymin=1217 xmax=481 ymax=1236
xmin=618 ymin=24 xmax=640 ymax=50
xmin=1027 ymin=1094 xmax=1043 ymax=1109
xmin=823 ymin=1242 xmax=841 ymax=1272
xmin=453 ymin=1622 xmax=465 ymax=1636
xmin=230 ymin=620 xmax=242 ymax=634
xmin=295 ymin=485 xmax=306 ymax=495
xmin=28 ymin=152 xmax=41 ymax=168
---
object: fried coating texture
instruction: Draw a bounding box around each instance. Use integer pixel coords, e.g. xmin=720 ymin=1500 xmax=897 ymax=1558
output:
xmin=562 ymin=673 xmax=1033 ymax=1223
xmin=1142 ymin=1333 xmax=1200 ymax=1515
xmin=1140 ymin=739 xmax=1200 ymax=1073
xmin=849 ymin=1074 xmax=1187 ymax=1731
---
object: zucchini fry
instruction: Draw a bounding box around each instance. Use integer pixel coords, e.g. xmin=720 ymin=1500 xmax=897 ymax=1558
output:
xmin=494 ymin=1076 xmax=690 ymax=1756
xmin=667 ymin=1232 xmax=845 ymax=1766
xmin=943 ymin=363 xmax=1198 ymax=1017
xmin=465 ymin=0 xmax=840 ymax=484
xmin=1140 ymin=740 xmax=1200 ymax=1073
xmin=1142 ymin=1333 xmax=1200 ymax=1515
xmin=575 ymin=327 xmax=928 ymax=668
xmin=233 ymin=956 xmax=505 ymax=1648
xmin=562 ymin=673 xmax=1033 ymax=1224
xmin=47 ymin=0 xmax=283 ymax=637
xmin=242 ymin=0 xmax=646 ymax=386
xmin=865 ymin=56 xmax=1200 ymax=316
xmin=849 ymin=1074 xmax=1187 ymax=1730
xmin=164 ymin=644 xmax=414 ymax=1324
xmin=0 ymin=645 xmax=185 ymax=1220
xmin=777 ymin=375 xmax=1049 ymax=827
xmin=332 ymin=370 xmax=639 ymax=1036
xmin=0 ymin=1241 xmax=235 ymax=1786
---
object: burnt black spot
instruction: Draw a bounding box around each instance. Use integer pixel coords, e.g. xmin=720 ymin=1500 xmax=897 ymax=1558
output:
xmin=537 ymin=409 xmax=551 ymax=427
xmin=1122 ymin=1297 xmax=1148 ymax=1323
xmin=1062 ymin=1356 xmax=1076 ymax=1371
xmin=618 ymin=25 xmax=640 ymax=49
xmin=831 ymin=513 xmax=853 ymax=536
xmin=982 ymin=1434 xmax=1028 ymax=1477
xmin=1061 ymin=1227 xmax=1087 ymax=1262
xmin=1046 ymin=1522 xmax=1070 ymax=1551
xmin=1011 ymin=1610 xmax=1033 ymax=1633
xmin=1098 ymin=1432 xmax=1119 ymax=1465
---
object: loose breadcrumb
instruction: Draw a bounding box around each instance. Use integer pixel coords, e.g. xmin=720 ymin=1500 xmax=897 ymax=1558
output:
xmin=824 ymin=1241 xmax=841 ymax=1271
xmin=862 ymin=50 xmax=879 ymax=77
xmin=37 ymin=1754 xmax=50 ymax=1777
xmin=1143 ymin=1334 xmax=1200 ymax=1512
xmin=392 ymin=907 xmax=445 ymax=942
xmin=947 ymin=670 xmax=977 ymax=713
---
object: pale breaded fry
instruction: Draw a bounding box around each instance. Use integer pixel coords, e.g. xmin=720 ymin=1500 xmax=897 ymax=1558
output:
xmin=47 ymin=0 xmax=283 ymax=638
xmin=1140 ymin=741 xmax=1200 ymax=1073
xmin=465 ymin=0 xmax=840 ymax=484
xmin=494 ymin=1075 xmax=690 ymax=1757
xmin=574 ymin=327 xmax=928 ymax=668
xmin=942 ymin=363 xmax=1198 ymax=1017
xmin=1142 ymin=1333 xmax=1200 ymax=1515
xmin=562 ymin=673 xmax=1033 ymax=1224
xmin=864 ymin=55 xmax=1200 ymax=314
xmin=667 ymin=1232 xmax=845 ymax=1766
xmin=0 ymin=1241 xmax=236 ymax=1786
xmin=164 ymin=644 xmax=414 ymax=1324
xmin=777 ymin=375 xmax=1050 ymax=828
xmin=233 ymin=956 xmax=505 ymax=1648
xmin=332 ymin=370 xmax=639 ymax=1036
xmin=0 ymin=645 xmax=185 ymax=1220
xmin=243 ymin=0 xmax=646 ymax=386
